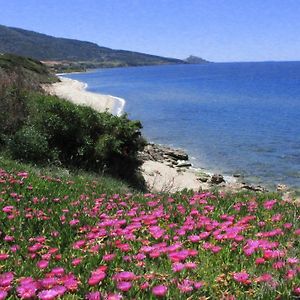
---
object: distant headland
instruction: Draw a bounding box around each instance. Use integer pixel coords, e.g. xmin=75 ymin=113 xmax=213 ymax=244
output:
xmin=0 ymin=24 xmax=209 ymax=72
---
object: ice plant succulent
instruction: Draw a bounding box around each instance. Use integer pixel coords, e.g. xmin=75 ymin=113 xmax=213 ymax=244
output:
xmin=0 ymin=167 xmax=299 ymax=298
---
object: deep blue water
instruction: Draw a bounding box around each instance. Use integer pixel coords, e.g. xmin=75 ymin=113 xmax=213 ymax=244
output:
xmin=65 ymin=62 xmax=300 ymax=189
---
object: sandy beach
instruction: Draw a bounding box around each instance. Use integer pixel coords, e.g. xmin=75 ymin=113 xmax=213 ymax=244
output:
xmin=44 ymin=77 xmax=125 ymax=116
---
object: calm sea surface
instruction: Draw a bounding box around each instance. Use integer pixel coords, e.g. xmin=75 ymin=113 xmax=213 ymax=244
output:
xmin=65 ymin=62 xmax=300 ymax=189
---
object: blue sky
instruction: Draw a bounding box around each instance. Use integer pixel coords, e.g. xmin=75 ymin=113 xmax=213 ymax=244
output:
xmin=1 ymin=0 xmax=300 ymax=62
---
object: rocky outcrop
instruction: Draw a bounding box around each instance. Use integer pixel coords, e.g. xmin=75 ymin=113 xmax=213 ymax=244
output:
xmin=140 ymin=143 xmax=190 ymax=169
xmin=140 ymin=143 xmax=270 ymax=193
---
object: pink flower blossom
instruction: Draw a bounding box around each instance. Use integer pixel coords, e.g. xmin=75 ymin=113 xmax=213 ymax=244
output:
xmin=233 ymin=272 xmax=250 ymax=284
xmin=172 ymin=262 xmax=185 ymax=272
xmin=152 ymin=285 xmax=168 ymax=297
xmin=17 ymin=283 xmax=38 ymax=299
xmin=37 ymin=289 xmax=59 ymax=300
xmin=0 ymin=273 xmax=14 ymax=287
xmin=0 ymin=254 xmax=9 ymax=261
xmin=86 ymin=291 xmax=101 ymax=300
xmin=0 ymin=291 xmax=7 ymax=300
xmin=37 ymin=260 xmax=49 ymax=269
xmin=103 ymin=253 xmax=116 ymax=261
xmin=52 ymin=286 xmax=66 ymax=297
xmin=88 ymin=272 xmax=106 ymax=286
xmin=113 ymin=271 xmax=135 ymax=281
xmin=117 ymin=281 xmax=132 ymax=292
xmin=107 ymin=293 xmax=122 ymax=300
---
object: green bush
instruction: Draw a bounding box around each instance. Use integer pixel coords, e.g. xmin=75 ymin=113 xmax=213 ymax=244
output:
xmin=23 ymin=93 xmax=146 ymax=189
xmin=8 ymin=126 xmax=56 ymax=163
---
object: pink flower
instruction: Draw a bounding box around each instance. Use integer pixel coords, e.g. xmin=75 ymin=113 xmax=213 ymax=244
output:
xmin=0 ymin=291 xmax=7 ymax=300
xmin=263 ymin=199 xmax=277 ymax=210
xmin=107 ymin=294 xmax=122 ymax=300
xmin=0 ymin=272 xmax=14 ymax=287
xmin=293 ymin=287 xmax=300 ymax=295
xmin=69 ymin=219 xmax=80 ymax=226
xmin=140 ymin=282 xmax=150 ymax=290
xmin=117 ymin=281 xmax=132 ymax=292
xmin=177 ymin=280 xmax=193 ymax=293
xmin=37 ymin=289 xmax=59 ymax=300
xmin=50 ymin=267 xmax=64 ymax=277
xmin=255 ymin=257 xmax=266 ymax=265
xmin=17 ymin=283 xmax=38 ymax=299
xmin=2 ymin=206 xmax=14 ymax=213
xmin=0 ymin=254 xmax=9 ymax=261
xmin=285 ymin=269 xmax=296 ymax=280
xmin=37 ymin=260 xmax=49 ymax=269
xmin=86 ymin=291 xmax=101 ymax=300
xmin=256 ymin=273 xmax=273 ymax=283
xmin=287 ymin=257 xmax=299 ymax=264
xmin=103 ymin=253 xmax=116 ymax=261
xmin=88 ymin=272 xmax=106 ymax=286
xmin=172 ymin=262 xmax=185 ymax=272
xmin=233 ymin=272 xmax=250 ymax=284
xmin=152 ymin=285 xmax=168 ymax=297
xmin=40 ymin=277 xmax=57 ymax=289
xmin=194 ymin=281 xmax=204 ymax=289
xmin=185 ymin=262 xmax=197 ymax=269
xmin=17 ymin=171 xmax=28 ymax=178
xmin=113 ymin=271 xmax=135 ymax=281
xmin=52 ymin=286 xmax=66 ymax=297
xmin=71 ymin=258 xmax=82 ymax=266
xmin=188 ymin=235 xmax=200 ymax=243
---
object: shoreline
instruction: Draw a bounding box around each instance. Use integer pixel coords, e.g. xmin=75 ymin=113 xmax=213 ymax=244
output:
xmin=44 ymin=77 xmax=126 ymax=116
xmin=44 ymin=76 xmax=296 ymax=195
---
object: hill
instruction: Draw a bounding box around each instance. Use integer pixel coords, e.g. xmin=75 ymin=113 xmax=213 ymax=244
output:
xmin=0 ymin=24 xmax=184 ymax=68
xmin=185 ymin=55 xmax=210 ymax=64
xmin=0 ymin=53 xmax=57 ymax=84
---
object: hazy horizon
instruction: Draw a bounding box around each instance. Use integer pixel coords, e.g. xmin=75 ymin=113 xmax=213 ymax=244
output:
xmin=1 ymin=0 xmax=300 ymax=62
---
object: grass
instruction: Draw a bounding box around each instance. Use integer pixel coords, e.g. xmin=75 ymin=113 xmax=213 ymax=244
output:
xmin=0 ymin=155 xmax=299 ymax=299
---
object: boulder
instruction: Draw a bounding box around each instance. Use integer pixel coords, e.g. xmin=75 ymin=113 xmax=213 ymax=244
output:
xmin=176 ymin=161 xmax=192 ymax=168
xmin=276 ymin=184 xmax=288 ymax=192
xmin=164 ymin=148 xmax=188 ymax=161
xmin=210 ymin=174 xmax=225 ymax=185
xmin=242 ymin=184 xmax=267 ymax=192
xmin=197 ymin=173 xmax=210 ymax=182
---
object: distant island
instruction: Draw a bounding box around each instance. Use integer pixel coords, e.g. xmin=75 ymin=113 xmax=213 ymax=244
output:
xmin=185 ymin=55 xmax=210 ymax=64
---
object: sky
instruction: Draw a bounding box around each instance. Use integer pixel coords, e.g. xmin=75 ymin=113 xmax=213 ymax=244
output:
xmin=0 ymin=0 xmax=300 ymax=62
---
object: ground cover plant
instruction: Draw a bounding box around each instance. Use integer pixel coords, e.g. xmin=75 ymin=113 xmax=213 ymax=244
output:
xmin=0 ymin=161 xmax=299 ymax=299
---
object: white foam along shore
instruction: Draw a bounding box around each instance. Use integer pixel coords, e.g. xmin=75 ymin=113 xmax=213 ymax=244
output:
xmin=44 ymin=76 xmax=126 ymax=116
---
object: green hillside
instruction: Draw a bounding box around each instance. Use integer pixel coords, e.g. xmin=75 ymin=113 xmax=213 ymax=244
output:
xmin=0 ymin=53 xmax=57 ymax=84
xmin=0 ymin=24 xmax=184 ymax=67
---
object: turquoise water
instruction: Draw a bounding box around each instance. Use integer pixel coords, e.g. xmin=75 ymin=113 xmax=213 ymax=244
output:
xmin=65 ymin=62 xmax=300 ymax=189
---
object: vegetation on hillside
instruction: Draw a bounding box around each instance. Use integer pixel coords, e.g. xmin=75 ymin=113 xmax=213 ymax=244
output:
xmin=0 ymin=161 xmax=299 ymax=299
xmin=0 ymin=24 xmax=184 ymax=68
xmin=0 ymin=54 xmax=146 ymax=189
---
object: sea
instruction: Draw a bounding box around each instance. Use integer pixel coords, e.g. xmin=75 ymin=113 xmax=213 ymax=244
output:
xmin=64 ymin=62 xmax=300 ymax=190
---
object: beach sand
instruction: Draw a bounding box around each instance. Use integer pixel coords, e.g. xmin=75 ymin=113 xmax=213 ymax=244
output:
xmin=142 ymin=160 xmax=210 ymax=193
xmin=44 ymin=77 xmax=123 ymax=115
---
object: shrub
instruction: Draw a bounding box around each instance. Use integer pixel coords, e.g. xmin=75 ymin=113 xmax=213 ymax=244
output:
xmin=8 ymin=126 xmax=56 ymax=163
xmin=24 ymin=93 xmax=146 ymax=189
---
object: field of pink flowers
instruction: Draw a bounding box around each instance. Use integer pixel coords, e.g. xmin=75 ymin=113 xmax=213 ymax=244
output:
xmin=0 ymin=167 xmax=299 ymax=299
